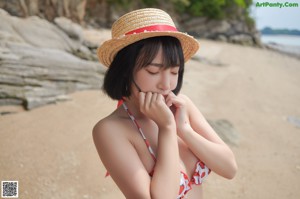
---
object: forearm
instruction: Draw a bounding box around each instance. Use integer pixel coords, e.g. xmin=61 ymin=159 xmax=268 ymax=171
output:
xmin=150 ymin=125 xmax=180 ymax=199
xmin=180 ymin=127 xmax=237 ymax=179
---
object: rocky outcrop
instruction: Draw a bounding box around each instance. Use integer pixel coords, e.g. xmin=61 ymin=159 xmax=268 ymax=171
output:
xmin=180 ymin=16 xmax=263 ymax=47
xmin=0 ymin=0 xmax=87 ymax=24
xmin=1 ymin=1 xmax=262 ymax=47
xmin=0 ymin=9 xmax=105 ymax=110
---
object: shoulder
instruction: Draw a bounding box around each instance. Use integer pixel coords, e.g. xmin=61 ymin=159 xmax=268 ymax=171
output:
xmin=177 ymin=93 xmax=198 ymax=114
xmin=177 ymin=93 xmax=190 ymax=101
xmin=92 ymin=114 xmax=128 ymax=149
xmin=92 ymin=116 xmax=115 ymax=137
xmin=92 ymin=116 xmax=113 ymax=139
xmin=92 ymin=114 xmax=152 ymax=198
xmin=177 ymin=93 xmax=193 ymax=106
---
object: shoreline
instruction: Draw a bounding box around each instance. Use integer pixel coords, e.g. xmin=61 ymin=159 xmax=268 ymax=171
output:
xmin=260 ymin=34 xmax=300 ymax=59
xmin=263 ymin=43 xmax=300 ymax=60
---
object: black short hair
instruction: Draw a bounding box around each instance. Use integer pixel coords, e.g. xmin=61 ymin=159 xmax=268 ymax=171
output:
xmin=102 ymin=36 xmax=185 ymax=100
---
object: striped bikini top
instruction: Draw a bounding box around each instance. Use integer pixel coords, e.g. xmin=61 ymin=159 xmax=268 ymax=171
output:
xmin=122 ymin=102 xmax=211 ymax=199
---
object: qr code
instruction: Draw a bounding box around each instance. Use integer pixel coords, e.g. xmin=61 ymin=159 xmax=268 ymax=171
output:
xmin=1 ymin=181 xmax=18 ymax=198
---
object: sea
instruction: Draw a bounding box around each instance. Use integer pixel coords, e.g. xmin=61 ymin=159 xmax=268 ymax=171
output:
xmin=260 ymin=35 xmax=300 ymax=58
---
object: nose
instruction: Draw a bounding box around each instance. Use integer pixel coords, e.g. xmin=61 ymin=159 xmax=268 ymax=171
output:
xmin=158 ymin=72 xmax=171 ymax=92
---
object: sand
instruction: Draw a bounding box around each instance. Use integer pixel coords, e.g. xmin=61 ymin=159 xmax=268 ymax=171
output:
xmin=1 ymin=38 xmax=300 ymax=199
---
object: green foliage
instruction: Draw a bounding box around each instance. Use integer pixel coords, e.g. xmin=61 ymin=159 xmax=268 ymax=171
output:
xmin=174 ymin=0 xmax=252 ymax=20
xmin=185 ymin=0 xmax=226 ymax=19
xmin=234 ymin=0 xmax=246 ymax=8
xmin=107 ymin=0 xmax=255 ymax=24
xmin=142 ymin=0 xmax=158 ymax=6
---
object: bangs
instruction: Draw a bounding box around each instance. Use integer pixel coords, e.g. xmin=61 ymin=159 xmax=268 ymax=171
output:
xmin=103 ymin=36 xmax=185 ymax=100
xmin=135 ymin=36 xmax=184 ymax=70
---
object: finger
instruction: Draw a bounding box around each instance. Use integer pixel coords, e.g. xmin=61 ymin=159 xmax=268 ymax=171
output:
xmin=139 ymin=92 xmax=146 ymax=110
xmin=165 ymin=92 xmax=176 ymax=107
xmin=145 ymin=92 xmax=152 ymax=110
xmin=157 ymin=93 xmax=165 ymax=103
xmin=165 ymin=92 xmax=175 ymax=101
xmin=165 ymin=97 xmax=173 ymax=107
xmin=151 ymin=92 xmax=158 ymax=105
xmin=169 ymin=95 xmax=184 ymax=108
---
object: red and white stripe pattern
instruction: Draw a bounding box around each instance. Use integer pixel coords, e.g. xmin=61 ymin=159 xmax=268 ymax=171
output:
xmin=122 ymin=102 xmax=156 ymax=161
xmin=122 ymin=102 xmax=210 ymax=198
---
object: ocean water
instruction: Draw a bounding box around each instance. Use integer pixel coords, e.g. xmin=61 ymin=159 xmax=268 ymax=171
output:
xmin=261 ymin=35 xmax=300 ymax=47
xmin=261 ymin=35 xmax=300 ymax=57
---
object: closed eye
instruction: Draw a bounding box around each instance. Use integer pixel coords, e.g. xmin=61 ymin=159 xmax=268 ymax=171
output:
xmin=171 ymin=68 xmax=179 ymax=75
xmin=147 ymin=70 xmax=159 ymax=75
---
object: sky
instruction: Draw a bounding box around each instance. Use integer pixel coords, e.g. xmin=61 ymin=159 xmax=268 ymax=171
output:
xmin=251 ymin=0 xmax=300 ymax=30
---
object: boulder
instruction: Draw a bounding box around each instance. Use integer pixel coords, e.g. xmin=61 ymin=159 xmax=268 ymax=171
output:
xmin=229 ymin=34 xmax=254 ymax=46
xmin=54 ymin=17 xmax=84 ymax=42
xmin=0 ymin=8 xmax=106 ymax=110
xmin=181 ymin=15 xmax=261 ymax=46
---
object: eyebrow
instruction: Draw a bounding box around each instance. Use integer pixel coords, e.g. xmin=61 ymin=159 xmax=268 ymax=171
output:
xmin=149 ymin=63 xmax=180 ymax=67
xmin=149 ymin=63 xmax=163 ymax=67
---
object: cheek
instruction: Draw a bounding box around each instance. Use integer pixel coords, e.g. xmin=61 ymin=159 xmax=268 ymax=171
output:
xmin=134 ymin=70 xmax=153 ymax=90
xmin=170 ymin=76 xmax=179 ymax=90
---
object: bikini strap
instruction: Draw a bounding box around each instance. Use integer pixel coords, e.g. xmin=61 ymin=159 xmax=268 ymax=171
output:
xmin=122 ymin=102 xmax=156 ymax=161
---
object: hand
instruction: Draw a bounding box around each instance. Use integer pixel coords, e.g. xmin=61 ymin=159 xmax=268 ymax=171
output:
xmin=165 ymin=93 xmax=192 ymax=136
xmin=139 ymin=92 xmax=175 ymax=129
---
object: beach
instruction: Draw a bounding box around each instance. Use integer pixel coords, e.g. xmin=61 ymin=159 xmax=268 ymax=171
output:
xmin=1 ymin=38 xmax=300 ymax=199
xmin=261 ymin=34 xmax=300 ymax=59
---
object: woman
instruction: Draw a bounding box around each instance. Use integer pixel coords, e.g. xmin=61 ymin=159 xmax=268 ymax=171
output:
xmin=93 ymin=8 xmax=237 ymax=199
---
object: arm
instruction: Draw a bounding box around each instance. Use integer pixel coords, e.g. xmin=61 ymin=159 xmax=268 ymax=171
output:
xmin=93 ymin=92 xmax=180 ymax=199
xmin=150 ymin=124 xmax=180 ymax=199
xmin=93 ymin=120 xmax=152 ymax=198
xmin=139 ymin=92 xmax=180 ymax=199
xmin=168 ymin=94 xmax=237 ymax=179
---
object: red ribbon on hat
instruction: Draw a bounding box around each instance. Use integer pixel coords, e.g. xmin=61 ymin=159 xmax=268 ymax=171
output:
xmin=125 ymin=25 xmax=177 ymax=35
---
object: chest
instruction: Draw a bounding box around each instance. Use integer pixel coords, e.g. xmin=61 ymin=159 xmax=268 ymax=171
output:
xmin=126 ymin=119 xmax=199 ymax=178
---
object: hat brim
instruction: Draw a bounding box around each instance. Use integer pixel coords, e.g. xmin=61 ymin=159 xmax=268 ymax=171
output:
xmin=97 ymin=31 xmax=199 ymax=67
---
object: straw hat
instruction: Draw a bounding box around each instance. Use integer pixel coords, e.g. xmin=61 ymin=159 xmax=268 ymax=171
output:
xmin=97 ymin=8 xmax=199 ymax=67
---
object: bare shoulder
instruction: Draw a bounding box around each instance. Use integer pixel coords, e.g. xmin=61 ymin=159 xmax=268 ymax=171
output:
xmin=92 ymin=112 xmax=152 ymax=198
xmin=92 ymin=115 xmax=114 ymax=138
xmin=177 ymin=93 xmax=191 ymax=101
xmin=177 ymin=93 xmax=202 ymax=119
xmin=177 ymin=93 xmax=194 ymax=108
xmin=92 ymin=114 xmax=127 ymax=147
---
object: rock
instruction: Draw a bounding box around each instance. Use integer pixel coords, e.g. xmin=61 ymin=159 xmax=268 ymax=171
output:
xmin=253 ymin=31 xmax=264 ymax=47
xmin=181 ymin=15 xmax=261 ymax=47
xmin=1 ymin=0 xmax=87 ymax=24
xmin=13 ymin=16 xmax=79 ymax=52
xmin=208 ymin=119 xmax=240 ymax=146
xmin=0 ymin=9 xmax=78 ymax=52
xmin=230 ymin=20 xmax=248 ymax=33
xmin=0 ymin=8 xmax=106 ymax=110
xmin=229 ymin=34 xmax=254 ymax=46
xmin=54 ymin=17 xmax=84 ymax=42
xmin=210 ymin=20 xmax=231 ymax=34
xmin=0 ymin=43 xmax=105 ymax=110
xmin=215 ymin=34 xmax=228 ymax=42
